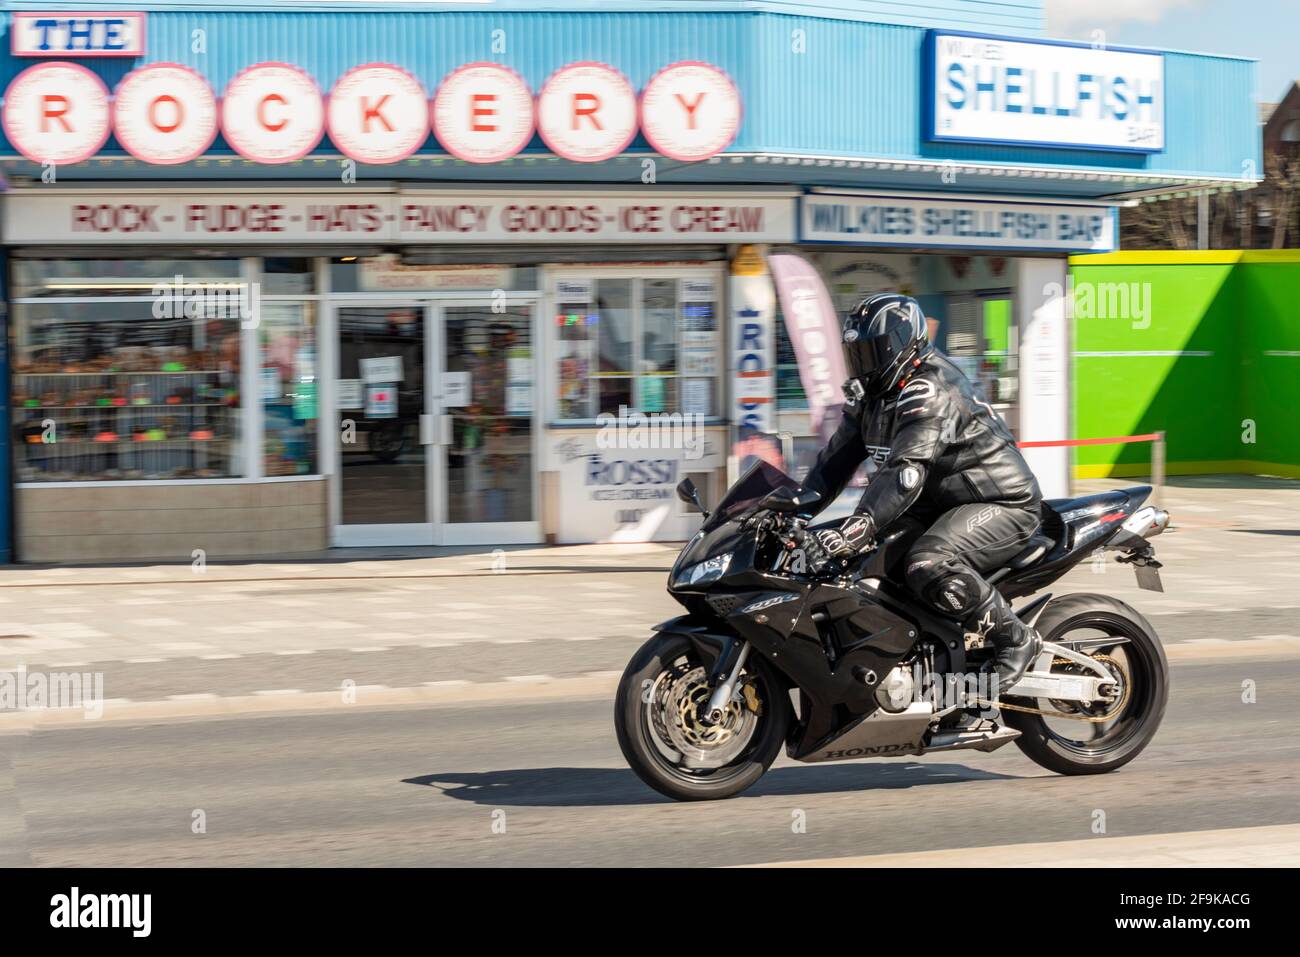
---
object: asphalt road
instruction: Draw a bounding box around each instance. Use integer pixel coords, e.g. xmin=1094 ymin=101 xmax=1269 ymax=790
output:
xmin=3 ymin=652 xmax=1296 ymax=867
xmin=4 ymin=601 xmax=1297 ymax=702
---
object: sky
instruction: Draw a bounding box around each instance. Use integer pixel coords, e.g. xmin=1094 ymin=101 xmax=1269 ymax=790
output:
xmin=1044 ymin=0 xmax=1297 ymax=104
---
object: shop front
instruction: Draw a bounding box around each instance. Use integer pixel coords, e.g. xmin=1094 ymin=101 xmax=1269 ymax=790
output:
xmin=0 ymin=3 xmax=1259 ymax=561
xmin=5 ymin=186 xmax=789 ymax=558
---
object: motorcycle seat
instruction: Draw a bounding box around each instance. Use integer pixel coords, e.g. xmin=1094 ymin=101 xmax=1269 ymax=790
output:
xmin=1043 ymin=486 xmax=1151 ymax=518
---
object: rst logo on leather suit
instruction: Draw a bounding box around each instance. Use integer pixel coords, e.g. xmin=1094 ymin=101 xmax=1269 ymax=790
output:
xmin=865 ymin=445 xmax=890 ymax=467
xmin=965 ymin=505 xmax=999 ymax=532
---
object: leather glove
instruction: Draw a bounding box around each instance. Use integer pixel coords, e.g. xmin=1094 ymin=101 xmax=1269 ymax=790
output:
xmin=804 ymin=514 xmax=875 ymax=573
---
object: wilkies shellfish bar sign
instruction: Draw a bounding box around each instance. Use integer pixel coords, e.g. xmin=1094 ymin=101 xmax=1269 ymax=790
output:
xmin=1 ymin=57 xmax=743 ymax=165
xmin=1 ymin=190 xmax=796 ymax=244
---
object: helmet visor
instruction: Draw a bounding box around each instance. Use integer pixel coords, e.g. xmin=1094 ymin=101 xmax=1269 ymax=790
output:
xmin=846 ymin=321 xmax=914 ymax=384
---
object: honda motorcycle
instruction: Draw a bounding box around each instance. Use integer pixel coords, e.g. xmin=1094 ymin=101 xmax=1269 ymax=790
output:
xmin=615 ymin=461 xmax=1171 ymax=801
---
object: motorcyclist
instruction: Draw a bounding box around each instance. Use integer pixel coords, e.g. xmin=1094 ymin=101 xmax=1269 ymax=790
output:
xmin=797 ymin=293 xmax=1043 ymax=691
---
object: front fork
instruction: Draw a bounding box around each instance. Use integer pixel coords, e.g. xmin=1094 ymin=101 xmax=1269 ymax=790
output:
xmin=702 ymin=642 xmax=751 ymax=725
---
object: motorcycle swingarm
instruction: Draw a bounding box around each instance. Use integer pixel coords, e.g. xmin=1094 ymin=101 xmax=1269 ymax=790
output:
xmin=1001 ymin=640 xmax=1118 ymax=703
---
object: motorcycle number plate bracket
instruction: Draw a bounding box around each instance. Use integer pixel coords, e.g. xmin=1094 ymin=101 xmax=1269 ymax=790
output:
xmin=1134 ymin=564 xmax=1164 ymax=592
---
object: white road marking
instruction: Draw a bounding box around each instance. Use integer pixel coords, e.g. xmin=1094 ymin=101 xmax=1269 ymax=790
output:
xmin=744 ymin=824 xmax=1300 ymax=868
xmin=36 ymin=623 xmax=106 ymax=639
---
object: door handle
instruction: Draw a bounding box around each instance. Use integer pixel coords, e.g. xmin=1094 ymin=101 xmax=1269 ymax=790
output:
xmin=419 ymin=414 xmax=434 ymax=446
xmin=440 ymin=414 xmax=454 ymax=446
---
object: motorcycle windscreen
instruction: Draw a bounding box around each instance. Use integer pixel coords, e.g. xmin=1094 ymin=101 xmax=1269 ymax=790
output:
xmin=704 ymin=460 xmax=800 ymax=531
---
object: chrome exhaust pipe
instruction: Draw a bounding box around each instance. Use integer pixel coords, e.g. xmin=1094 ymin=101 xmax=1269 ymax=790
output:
xmin=1106 ymin=506 xmax=1170 ymax=550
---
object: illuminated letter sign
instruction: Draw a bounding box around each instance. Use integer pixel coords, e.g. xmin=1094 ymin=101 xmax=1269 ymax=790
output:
xmin=536 ymin=62 xmax=638 ymax=163
xmin=431 ymin=62 xmax=534 ymax=164
xmin=221 ymin=62 xmax=324 ymax=164
xmin=327 ymin=63 xmax=429 ymax=165
xmin=113 ymin=63 xmax=217 ymax=165
xmin=639 ymin=61 xmax=741 ymax=162
xmin=2 ymin=61 xmax=111 ymax=164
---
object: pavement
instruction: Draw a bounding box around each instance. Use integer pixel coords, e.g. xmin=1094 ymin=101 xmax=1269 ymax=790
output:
xmin=1 ymin=474 xmax=1298 ymax=866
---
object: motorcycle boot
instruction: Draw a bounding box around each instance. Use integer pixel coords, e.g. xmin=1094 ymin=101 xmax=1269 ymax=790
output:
xmin=968 ymin=589 xmax=1042 ymax=695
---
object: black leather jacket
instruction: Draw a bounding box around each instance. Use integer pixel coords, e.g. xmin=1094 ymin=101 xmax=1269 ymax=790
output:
xmin=802 ymin=350 xmax=1041 ymax=531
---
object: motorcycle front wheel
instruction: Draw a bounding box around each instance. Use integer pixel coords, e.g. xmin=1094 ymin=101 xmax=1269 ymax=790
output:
xmin=1001 ymin=593 xmax=1169 ymax=775
xmin=615 ymin=633 xmax=791 ymax=801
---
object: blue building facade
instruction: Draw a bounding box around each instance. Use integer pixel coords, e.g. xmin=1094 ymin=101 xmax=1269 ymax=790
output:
xmin=0 ymin=1 xmax=1259 ymax=560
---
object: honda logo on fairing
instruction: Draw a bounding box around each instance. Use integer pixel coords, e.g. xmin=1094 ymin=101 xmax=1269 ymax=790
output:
xmin=823 ymin=744 xmax=912 ymax=758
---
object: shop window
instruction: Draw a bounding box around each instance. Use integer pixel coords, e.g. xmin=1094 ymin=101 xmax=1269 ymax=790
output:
xmin=945 ymin=294 xmax=1019 ymax=407
xmin=260 ymin=303 xmax=319 ymax=476
xmin=261 ymin=258 xmax=317 ymax=296
xmin=11 ymin=298 xmax=242 ymax=482
xmin=774 ymin=312 xmax=809 ymax=411
xmin=555 ymin=273 xmax=720 ymax=420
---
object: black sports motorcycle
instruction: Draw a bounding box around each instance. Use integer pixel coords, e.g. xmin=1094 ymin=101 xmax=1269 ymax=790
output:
xmin=615 ymin=461 xmax=1171 ymax=801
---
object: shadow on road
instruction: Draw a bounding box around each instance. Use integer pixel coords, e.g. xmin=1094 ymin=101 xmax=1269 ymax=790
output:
xmin=404 ymin=761 xmax=1019 ymax=806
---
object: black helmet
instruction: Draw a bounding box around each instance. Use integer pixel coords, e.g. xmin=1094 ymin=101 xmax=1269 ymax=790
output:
xmin=842 ymin=294 xmax=929 ymax=396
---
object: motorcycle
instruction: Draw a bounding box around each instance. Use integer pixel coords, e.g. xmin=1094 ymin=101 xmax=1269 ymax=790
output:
xmin=615 ymin=461 xmax=1171 ymax=801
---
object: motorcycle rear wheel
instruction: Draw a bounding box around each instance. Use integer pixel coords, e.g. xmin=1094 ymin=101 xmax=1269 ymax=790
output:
xmin=615 ymin=633 xmax=791 ymax=801
xmin=1002 ymin=593 xmax=1169 ymax=775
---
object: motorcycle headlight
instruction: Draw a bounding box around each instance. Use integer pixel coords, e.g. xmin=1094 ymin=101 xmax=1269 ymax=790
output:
xmin=673 ymin=552 xmax=733 ymax=588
